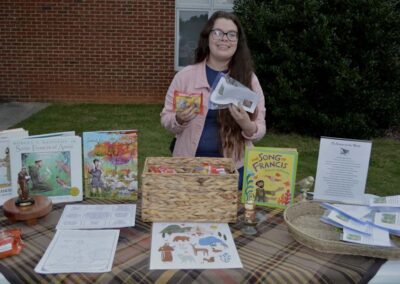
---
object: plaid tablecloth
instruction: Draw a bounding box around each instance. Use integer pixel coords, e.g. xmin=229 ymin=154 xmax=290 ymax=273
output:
xmin=0 ymin=199 xmax=384 ymax=284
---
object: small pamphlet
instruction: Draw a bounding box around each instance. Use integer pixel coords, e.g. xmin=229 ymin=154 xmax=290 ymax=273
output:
xmin=56 ymin=204 xmax=136 ymax=230
xmin=35 ymin=229 xmax=119 ymax=274
xmin=210 ymin=74 xmax=259 ymax=113
xmin=374 ymin=212 xmax=400 ymax=231
xmin=321 ymin=203 xmax=372 ymax=220
xmin=173 ymin=91 xmax=203 ymax=114
xmin=242 ymin=147 xmax=298 ymax=209
xmin=321 ymin=209 xmax=370 ymax=234
xmin=342 ymin=227 xmax=392 ymax=247
xmin=150 ymin=222 xmax=242 ymax=270
xmin=313 ymin=137 xmax=372 ymax=204
xmin=370 ymin=195 xmax=400 ymax=209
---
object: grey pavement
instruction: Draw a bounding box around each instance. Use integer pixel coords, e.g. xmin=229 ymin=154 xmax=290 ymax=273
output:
xmin=0 ymin=102 xmax=50 ymax=131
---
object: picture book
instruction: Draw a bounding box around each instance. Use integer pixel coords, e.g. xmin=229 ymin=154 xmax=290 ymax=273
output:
xmin=9 ymin=135 xmax=83 ymax=204
xmin=82 ymin=130 xmax=138 ymax=200
xmin=0 ymin=128 xmax=29 ymax=206
xmin=241 ymin=147 xmax=298 ymax=209
xmin=173 ymin=91 xmax=203 ymax=114
xmin=150 ymin=222 xmax=242 ymax=270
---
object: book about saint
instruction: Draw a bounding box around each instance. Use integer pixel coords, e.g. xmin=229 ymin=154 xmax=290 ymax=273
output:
xmin=82 ymin=130 xmax=138 ymax=200
xmin=9 ymin=134 xmax=83 ymax=204
xmin=242 ymin=147 xmax=298 ymax=209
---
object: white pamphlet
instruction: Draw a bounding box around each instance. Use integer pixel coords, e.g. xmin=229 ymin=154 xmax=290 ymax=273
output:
xmin=342 ymin=227 xmax=392 ymax=247
xmin=370 ymin=195 xmax=400 ymax=209
xmin=35 ymin=229 xmax=120 ymax=274
xmin=374 ymin=212 xmax=400 ymax=231
xmin=210 ymin=76 xmax=259 ymax=113
xmin=150 ymin=222 xmax=242 ymax=270
xmin=322 ymin=209 xmax=370 ymax=234
xmin=313 ymin=137 xmax=372 ymax=204
xmin=321 ymin=203 xmax=371 ymax=220
xmin=56 ymin=204 xmax=136 ymax=230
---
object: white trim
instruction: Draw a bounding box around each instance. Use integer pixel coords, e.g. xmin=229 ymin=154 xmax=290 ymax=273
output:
xmin=174 ymin=0 xmax=233 ymax=71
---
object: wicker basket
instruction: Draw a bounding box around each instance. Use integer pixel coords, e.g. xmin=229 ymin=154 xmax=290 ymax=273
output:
xmin=141 ymin=157 xmax=238 ymax=223
xmin=284 ymin=201 xmax=400 ymax=259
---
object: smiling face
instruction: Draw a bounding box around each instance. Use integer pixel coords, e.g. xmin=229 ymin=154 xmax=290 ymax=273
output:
xmin=208 ymin=18 xmax=238 ymax=66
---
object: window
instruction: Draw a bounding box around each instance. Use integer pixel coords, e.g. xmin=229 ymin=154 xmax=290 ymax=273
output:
xmin=175 ymin=0 xmax=234 ymax=70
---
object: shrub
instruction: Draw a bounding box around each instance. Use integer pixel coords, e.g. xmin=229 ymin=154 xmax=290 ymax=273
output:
xmin=234 ymin=0 xmax=400 ymax=138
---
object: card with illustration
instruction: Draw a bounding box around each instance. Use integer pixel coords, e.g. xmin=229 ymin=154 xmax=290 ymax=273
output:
xmin=150 ymin=222 xmax=242 ymax=270
xmin=173 ymin=91 xmax=203 ymax=114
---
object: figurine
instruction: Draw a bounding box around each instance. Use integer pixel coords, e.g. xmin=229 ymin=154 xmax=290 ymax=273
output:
xmin=296 ymin=176 xmax=315 ymax=201
xmin=15 ymin=167 xmax=35 ymax=206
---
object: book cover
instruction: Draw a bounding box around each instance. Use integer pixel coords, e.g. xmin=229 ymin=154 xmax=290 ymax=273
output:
xmin=9 ymin=135 xmax=83 ymax=204
xmin=82 ymin=130 xmax=138 ymax=200
xmin=0 ymin=128 xmax=29 ymax=206
xmin=241 ymin=147 xmax=298 ymax=209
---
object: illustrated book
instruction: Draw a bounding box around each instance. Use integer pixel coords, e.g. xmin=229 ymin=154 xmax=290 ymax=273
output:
xmin=0 ymin=128 xmax=29 ymax=206
xmin=9 ymin=135 xmax=83 ymax=204
xmin=241 ymin=147 xmax=298 ymax=209
xmin=82 ymin=130 xmax=138 ymax=200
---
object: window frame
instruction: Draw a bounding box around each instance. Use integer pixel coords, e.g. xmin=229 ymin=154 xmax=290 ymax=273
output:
xmin=174 ymin=0 xmax=233 ymax=71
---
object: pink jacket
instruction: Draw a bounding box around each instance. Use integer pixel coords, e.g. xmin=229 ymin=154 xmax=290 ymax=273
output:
xmin=160 ymin=60 xmax=266 ymax=169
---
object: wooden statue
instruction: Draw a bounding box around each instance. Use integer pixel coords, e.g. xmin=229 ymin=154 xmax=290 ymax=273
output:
xmin=15 ymin=167 xmax=35 ymax=207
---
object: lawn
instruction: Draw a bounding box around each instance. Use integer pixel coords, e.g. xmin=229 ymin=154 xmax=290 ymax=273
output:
xmin=14 ymin=103 xmax=400 ymax=196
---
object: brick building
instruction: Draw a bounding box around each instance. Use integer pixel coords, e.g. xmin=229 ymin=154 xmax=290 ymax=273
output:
xmin=0 ymin=0 xmax=233 ymax=103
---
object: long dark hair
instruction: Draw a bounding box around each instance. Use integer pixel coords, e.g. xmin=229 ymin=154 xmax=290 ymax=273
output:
xmin=195 ymin=11 xmax=256 ymax=160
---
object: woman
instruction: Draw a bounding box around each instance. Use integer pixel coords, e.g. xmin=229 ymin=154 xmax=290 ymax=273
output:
xmin=160 ymin=11 xmax=266 ymax=189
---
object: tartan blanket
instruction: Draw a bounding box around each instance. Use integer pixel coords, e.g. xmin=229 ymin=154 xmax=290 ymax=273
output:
xmin=0 ymin=199 xmax=384 ymax=284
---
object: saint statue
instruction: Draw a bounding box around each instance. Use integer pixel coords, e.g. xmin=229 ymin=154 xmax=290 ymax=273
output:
xmin=15 ymin=167 xmax=35 ymax=206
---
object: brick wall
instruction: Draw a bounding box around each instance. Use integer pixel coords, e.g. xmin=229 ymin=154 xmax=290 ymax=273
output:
xmin=0 ymin=0 xmax=175 ymax=103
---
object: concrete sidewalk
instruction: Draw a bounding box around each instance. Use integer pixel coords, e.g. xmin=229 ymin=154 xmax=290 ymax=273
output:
xmin=0 ymin=102 xmax=50 ymax=131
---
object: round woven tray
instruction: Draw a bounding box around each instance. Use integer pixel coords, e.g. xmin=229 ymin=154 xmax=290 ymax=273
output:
xmin=284 ymin=201 xmax=400 ymax=259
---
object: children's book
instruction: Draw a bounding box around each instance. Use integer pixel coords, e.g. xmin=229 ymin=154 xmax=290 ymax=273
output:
xmin=82 ymin=130 xmax=138 ymax=200
xmin=241 ymin=147 xmax=298 ymax=209
xmin=9 ymin=135 xmax=83 ymax=204
xmin=0 ymin=128 xmax=29 ymax=206
xmin=150 ymin=222 xmax=242 ymax=270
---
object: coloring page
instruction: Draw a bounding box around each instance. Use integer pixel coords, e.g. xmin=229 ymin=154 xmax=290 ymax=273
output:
xmin=150 ymin=222 xmax=242 ymax=270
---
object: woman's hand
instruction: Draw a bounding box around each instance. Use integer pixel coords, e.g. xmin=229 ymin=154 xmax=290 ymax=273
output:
xmin=229 ymin=103 xmax=256 ymax=136
xmin=176 ymin=105 xmax=197 ymax=125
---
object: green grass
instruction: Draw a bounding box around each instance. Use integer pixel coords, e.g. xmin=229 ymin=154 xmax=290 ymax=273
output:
xmin=14 ymin=103 xmax=400 ymax=196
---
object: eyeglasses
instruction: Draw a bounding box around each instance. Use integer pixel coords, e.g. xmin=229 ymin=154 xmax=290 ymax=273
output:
xmin=210 ymin=29 xmax=238 ymax=42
